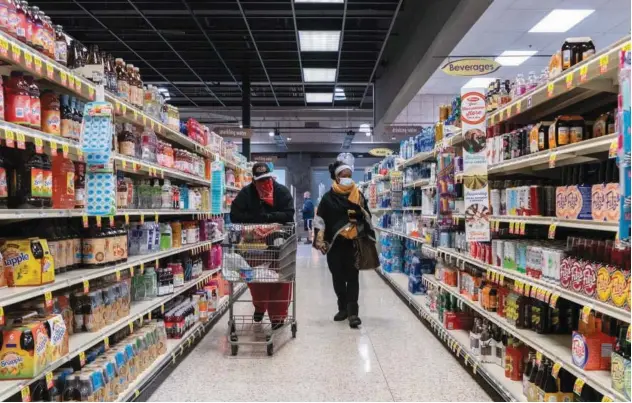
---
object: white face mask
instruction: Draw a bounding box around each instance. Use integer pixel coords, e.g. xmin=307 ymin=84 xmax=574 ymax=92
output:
xmin=338 ymin=177 xmax=354 ymax=186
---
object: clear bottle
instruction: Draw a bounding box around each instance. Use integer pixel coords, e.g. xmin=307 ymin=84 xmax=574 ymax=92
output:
xmin=161 ymin=179 xmax=171 ymax=209
xmin=514 ymin=73 xmax=526 ymax=97
xmin=538 ymin=67 xmax=549 ymax=86
xmin=152 ymin=179 xmax=161 ymax=209
xmin=526 ymin=71 xmax=538 ymax=93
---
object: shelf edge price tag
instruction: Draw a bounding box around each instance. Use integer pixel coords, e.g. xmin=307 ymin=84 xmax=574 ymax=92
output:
xmin=129 ymin=321 xmax=133 ymax=332
xmin=16 ymin=132 xmax=25 ymax=149
xmin=524 ymin=283 xmax=531 ymax=296
xmin=509 ymin=221 xmax=515 ymax=234
xmin=33 ymin=137 xmax=43 ymax=154
xmin=140 ymin=262 xmax=144 ymax=274
xmin=104 ymin=336 xmax=109 ymax=350
xmin=82 ymin=214 xmax=89 ymax=228
xmin=95 ymin=216 xmax=102 ymax=228
xmin=20 ymin=385 xmax=31 ymax=402
xmin=129 ymin=266 xmax=134 ymax=277
xmin=573 ymin=378 xmax=585 ymax=395
xmin=125 ymin=213 xmax=130 ymax=225
xmin=140 ymin=213 xmax=144 ymax=224
xmin=161 ymin=304 xmax=165 ymax=314
xmin=88 ymin=86 xmax=95 ymax=100
xmin=62 ymin=143 xmax=69 ymax=158
xmin=549 ymin=152 xmax=557 ymax=168
xmin=115 ymin=270 xmax=121 ymax=282
xmin=498 ymin=273 xmax=504 ymax=286
xmin=45 ymin=62 xmax=54 ymax=79
xmin=609 ymin=139 xmax=618 ymax=159
xmin=77 ymin=148 xmax=83 ymax=161
xmin=599 ymin=54 xmax=609 ymax=74
xmin=519 ymin=221 xmax=526 ymax=235
xmin=0 ymin=306 xmax=4 ymax=326
xmin=59 ymin=70 xmax=67 ymax=86
xmin=547 ymin=82 xmax=554 ymax=98
xmin=581 ymin=305 xmax=592 ymax=324
xmin=134 ymin=390 xmax=140 ymax=399
xmin=79 ymin=351 xmax=86 ymax=366
xmin=565 ymin=71 xmax=574 ymax=89
xmin=601 ymin=395 xmax=614 ymax=402
xmin=579 ymin=65 xmax=588 ymax=83
xmin=551 ymin=362 xmax=562 ymax=378
xmin=5 ymin=129 xmax=14 ymax=148
xmin=549 ymin=292 xmax=560 ymax=308
xmin=10 ymin=43 xmax=20 ymax=61
xmin=45 ymin=371 xmax=54 ymax=389
xmin=23 ymin=51 xmax=32 ymax=69
xmin=83 ymin=279 xmax=89 ymax=293
xmin=44 ymin=291 xmax=52 ymax=308
xmin=548 ymin=224 xmax=557 ymax=239
xmin=49 ymin=140 xmax=57 ymax=156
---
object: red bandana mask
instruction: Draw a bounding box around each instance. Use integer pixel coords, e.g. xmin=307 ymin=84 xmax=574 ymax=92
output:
xmin=255 ymin=178 xmax=274 ymax=206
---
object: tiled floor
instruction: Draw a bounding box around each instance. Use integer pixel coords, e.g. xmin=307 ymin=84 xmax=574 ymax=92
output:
xmin=149 ymin=245 xmax=492 ymax=402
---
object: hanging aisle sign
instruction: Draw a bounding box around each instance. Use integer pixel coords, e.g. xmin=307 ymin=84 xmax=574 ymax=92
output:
xmin=462 ymin=87 xmax=490 ymax=242
xmin=384 ymin=125 xmax=423 ymax=136
xmin=442 ymin=59 xmax=501 ymax=76
xmin=368 ymin=148 xmax=394 ymax=157
xmin=213 ymin=127 xmax=253 ymax=139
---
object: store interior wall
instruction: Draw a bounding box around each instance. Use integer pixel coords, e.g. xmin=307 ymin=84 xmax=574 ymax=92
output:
xmin=393 ymin=94 xmax=455 ymax=125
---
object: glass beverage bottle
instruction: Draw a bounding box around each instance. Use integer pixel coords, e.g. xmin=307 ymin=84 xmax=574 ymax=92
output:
xmin=52 ymin=151 xmax=75 ymax=209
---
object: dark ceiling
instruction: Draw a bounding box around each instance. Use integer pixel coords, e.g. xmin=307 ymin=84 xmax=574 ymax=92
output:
xmin=37 ymin=0 xmax=404 ymax=109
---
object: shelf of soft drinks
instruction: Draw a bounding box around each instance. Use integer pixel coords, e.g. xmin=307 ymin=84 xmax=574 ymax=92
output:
xmin=487 ymin=37 xmax=630 ymax=127
xmin=397 ymin=128 xmax=463 ymax=170
xmin=434 ymin=246 xmax=630 ymax=324
xmin=115 ymin=286 xmax=244 ymax=402
xmin=419 ymin=271 xmax=623 ymax=402
xmin=490 ymin=215 xmax=619 ymax=233
xmin=0 ymin=265 xmax=225 ymax=401
xmin=377 ymin=270 xmax=526 ymax=402
xmin=488 ymin=133 xmax=618 ymax=175
xmin=0 ymin=29 xmax=249 ymax=169
xmin=374 ymin=226 xmax=436 ymax=251
xmin=0 ymin=209 xmax=214 ymax=220
xmin=114 ymin=154 xmax=210 ymax=187
xmin=0 ymin=237 xmax=223 ymax=311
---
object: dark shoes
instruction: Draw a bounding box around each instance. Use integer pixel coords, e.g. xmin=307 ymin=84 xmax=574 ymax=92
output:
xmin=348 ymin=315 xmax=362 ymax=328
xmin=333 ymin=310 xmax=348 ymax=321
xmin=253 ymin=312 xmax=265 ymax=322
xmin=271 ymin=321 xmax=285 ymax=331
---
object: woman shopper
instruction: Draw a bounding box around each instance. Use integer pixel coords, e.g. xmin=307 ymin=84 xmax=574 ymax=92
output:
xmin=312 ymin=160 xmax=378 ymax=328
xmin=230 ymin=162 xmax=295 ymax=329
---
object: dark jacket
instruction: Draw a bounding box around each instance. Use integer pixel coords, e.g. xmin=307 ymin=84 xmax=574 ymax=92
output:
xmin=313 ymin=189 xmax=374 ymax=246
xmin=230 ymin=181 xmax=295 ymax=224
xmin=302 ymin=198 xmax=315 ymax=219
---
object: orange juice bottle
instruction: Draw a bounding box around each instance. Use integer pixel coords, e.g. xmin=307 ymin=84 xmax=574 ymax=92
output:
xmin=52 ymin=151 xmax=75 ymax=209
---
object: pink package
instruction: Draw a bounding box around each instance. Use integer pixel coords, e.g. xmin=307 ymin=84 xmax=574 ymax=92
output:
xmin=212 ymin=244 xmax=222 ymax=269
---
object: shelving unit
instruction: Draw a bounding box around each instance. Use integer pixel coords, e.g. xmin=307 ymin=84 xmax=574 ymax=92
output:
xmin=490 ymin=215 xmax=619 ymax=232
xmin=403 ymin=179 xmax=435 ymax=189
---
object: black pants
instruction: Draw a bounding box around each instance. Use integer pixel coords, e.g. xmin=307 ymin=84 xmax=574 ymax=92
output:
xmin=326 ymin=238 xmax=359 ymax=315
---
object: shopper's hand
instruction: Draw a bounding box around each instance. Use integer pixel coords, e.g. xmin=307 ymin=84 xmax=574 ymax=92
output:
xmin=317 ymin=242 xmax=328 ymax=255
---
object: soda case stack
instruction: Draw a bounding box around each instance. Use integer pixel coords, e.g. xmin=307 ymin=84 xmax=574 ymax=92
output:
xmin=399 ymin=126 xmax=435 ymax=160
xmin=210 ymin=160 xmax=225 ymax=215
xmin=405 ymin=238 xmax=434 ymax=294
xmin=378 ymin=235 xmax=403 ymax=274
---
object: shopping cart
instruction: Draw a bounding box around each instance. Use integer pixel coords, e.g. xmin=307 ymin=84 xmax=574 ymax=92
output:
xmin=223 ymin=223 xmax=297 ymax=356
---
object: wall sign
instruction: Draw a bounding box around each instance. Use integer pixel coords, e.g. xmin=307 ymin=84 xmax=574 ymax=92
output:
xmin=252 ymin=155 xmax=278 ymax=163
xmin=384 ymin=125 xmax=423 ymax=136
xmin=213 ymin=127 xmax=253 ymax=139
xmin=368 ymin=148 xmax=394 ymax=157
xmin=441 ymin=58 xmax=501 ymax=77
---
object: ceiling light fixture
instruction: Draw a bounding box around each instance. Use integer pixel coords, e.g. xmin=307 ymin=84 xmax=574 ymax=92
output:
xmin=269 ymin=131 xmax=275 ymax=137
xmin=495 ymin=50 xmax=538 ymax=66
xmin=287 ymin=137 xmax=292 ymax=141
xmin=295 ymin=0 xmax=344 ymax=3
xmin=359 ymin=123 xmax=372 ymax=136
xmin=463 ymin=77 xmax=497 ymax=89
xmin=529 ymin=9 xmax=594 ymax=33
xmin=303 ymin=68 xmax=337 ymax=82
xmin=299 ymin=30 xmax=341 ymax=52
xmin=334 ymin=87 xmax=346 ymax=100
xmin=306 ymin=92 xmax=334 ymax=103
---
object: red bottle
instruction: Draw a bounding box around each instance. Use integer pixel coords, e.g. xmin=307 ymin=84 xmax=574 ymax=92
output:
xmin=52 ymin=152 xmax=75 ymax=209
xmin=4 ymin=71 xmax=31 ymax=126
xmin=24 ymin=75 xmax=39 ymax=129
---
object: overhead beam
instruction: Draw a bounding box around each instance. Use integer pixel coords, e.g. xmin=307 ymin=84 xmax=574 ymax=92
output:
xmin=45 ymin=9 xmax=395 ymax=17
xmin=248 ymin=142 xmax=396 ymax=154
xmin=332 ymin=0 xmax=347 ymax=107
xmin=236 ymin=0 xmax=279 ymax=106
xmin=68 ymin=0 xmax=200 ymax=107
xmin=124 ymin=0 xmax=225 ymax=106
xmin=290 ymin=0 xmax=306 ymax=106
xmin=373 ymin=0 xmax=491 ymax=135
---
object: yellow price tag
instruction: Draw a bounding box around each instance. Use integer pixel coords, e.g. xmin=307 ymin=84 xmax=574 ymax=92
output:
xmin=10 ymin=43 xmax=20 ymax=60
xmin=0 ymin=306 xmax=4 ymax=326
xmin=133 ymin=109 xmax=138 ymax=120
xmin=82 ymin=214 xmax=89 ymax=228
xmin=599 ymin=54 xmax=609 ymax=74
xmin=33 ymin=56 xmax=42 ymax=73
xmin=155 ymin=259 xmax=159 ymax=268
xmin=23 ymin=51 xmax=32 ymax=67
xmin=68 ymin=75 xmax=75 ymax=89
xmin=88 ymin=86 xmax=95 ymax=99
xmin=59 ymin=70 xmax=67 ymax=86
xmin=498 ymin=273 xmax=504 ymax=286
xmin=129 ymin=321 xmax=134 ymax=332
xmin=524 ymin=283 xmax=531 ymax=296
xmin=134 ymin=390 xmax=140 ymax=399
xmin=62 ymin=143 xmax=69 ymax=158
xmin=75 ymin=79 xmax=82 ymax=92
xmin=509 ymin=221 xmax=515 ymax=234
xmin=129 ymin=266 xmax=134 ymax=277
xmin=83 ymin=280 xmax=89 ymax=293
xmin=573 ymin=378 xmax=585 ymax=395
xmin=536 ymin=351 xmax=543 ymax=363
xmin=579 ymin=65 xmax=588 ymax=82
xmin=122 ymin=103 xmax=127 ymax=114
xmin=472 ymin=364 xmax=478 ymax=375
xmin=609 ymin=139 xmax=618 ymax=159
xmin=95 ymin=216 xmax=102 ymax=228
xmin=551 ymin=362 xmax=562 ymax=378
xmin=109 ymin=215 xmax=115 ymax=227
xmin=5 ymin=129 xmax=14 ymax=148
xmin=49 ymin=140 xmax=57 ymax=156
xmin=79 ymin=351 xmax=86 ymax=366
xmin=519 ymin=221 xmax=526 ymax=235
xmin=125 ymin=213 xmax=130 ymax=225
xmin=140 ymin=262 xmax=144 ymax=274
xmin=581 ymin=306 xmax=592 ymax=323
xmin=77 ymin=148 xmax=83 ymax=161
xmin=140 ymin=213 xmax=145 ymax=224
xmin=44 ymin=291 xmax=53 ymax=308
xmin=550 ymin=292 xmax=560 ymax=308
xmin=161 ymin=304 xmax=165 ymax=314
xmin=602 ymin=395 xmax=614 ymax=402
xmin=143 ymin=116 xmax=147 ymax=126
xmin=148 ymin=311 xmax=151 ymax=320
xmin=547 ymin=82 xmax=554 ymax=98
xmin=565 ymin=71 xmax=574 ymax=89
xmin=172 ymin=352 xmax=177 ymax=364
xmin=20 ymin=385 xmax=30 ymax=402
xmin=115 ymin=270 xmax=121 ymax=282
xmin=45 ymin=371 xmax=54 ymax=389
xmin=45 ymin=61 xmax=54 ymax=79
xmin=104 ymin=336 xmax=109 ymax=349
xmin=548 ymin=224 xmax=557 ymax=239
xmin=16 ymin=131 xmax=25 ymax=149
xmin=34 ymin=137 xmax=43 ymax=153
xmin=549 ymin=152 xmax=557 ymax=168
xmin=155 ymin=212 xmax=159 ymax=222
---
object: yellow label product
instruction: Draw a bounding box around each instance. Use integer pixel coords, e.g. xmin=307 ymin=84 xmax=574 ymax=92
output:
xmin=1 ymin=238 xmax=55 ymax=286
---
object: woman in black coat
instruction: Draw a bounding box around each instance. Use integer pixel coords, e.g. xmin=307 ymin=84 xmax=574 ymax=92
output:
xmin=312 ymin=161 xmax=375 ymax=328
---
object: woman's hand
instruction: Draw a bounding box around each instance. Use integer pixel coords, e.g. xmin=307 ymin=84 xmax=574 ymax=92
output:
xmin=313 ymin=240 xmax=328 ymax=255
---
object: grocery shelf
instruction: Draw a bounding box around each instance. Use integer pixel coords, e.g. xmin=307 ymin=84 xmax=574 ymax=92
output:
xmin=377 ymin=270 xmax=526 ymax=402
xmin=435 ymin=246 xmax=631 ymax=324
xmin=488 ymin=134 xmax=617 ymax=175
xmin=114 ymin=154 xmax=211 ymax=186
xmin=0 ymin=266 xmax=225 ymax=401
xmin=403 ymin=179 xmax=435 ymax=189
xmin=490 ymin=215 xmax=619 ymax=232
xmin=397 ymin=129 xmax=463 ymax=169
xmin=115 ymin=285 xmax=245 ymax=402
xmin=420 ymin=272 xmax=624 ymax=402
xmin=374 ymin=227 xmax=436 ymax=255
xmin=0 ymin=237 xmax=223 ymax=309
xmin=0 ymin=209 xmax=213 ymax=220
xmin=219 ymin=155 xmax=246 ymax=171
xmin=487 ymin=37 xmax=629 ymax=126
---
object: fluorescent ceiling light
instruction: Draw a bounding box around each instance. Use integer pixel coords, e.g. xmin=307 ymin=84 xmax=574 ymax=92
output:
xmin=269 ymin=131 xmax=275 ymax=137
xmin=359 ymin=123 xmax=371 ymax=133
xmin=306 ymin=92 xmax=333 ymax=103
xmin=334 ymin=87 xmax=346 ymax=100
xmin=463 ymin=77 xmax=496 ymax=89
xmin=303 ymin=68 xmax=337 ymax=82
xmin=529 ymin=9 xmax=594 ymax=33
xmin=299 ymin=31 xmax=341 ymax=52
xmin=287 ymin=137 xmax=292 ymax=141
xmin=295 ymin=0 xmax=344 ymax=3
xmin=495 ymin=50 xmax=538 ymax=66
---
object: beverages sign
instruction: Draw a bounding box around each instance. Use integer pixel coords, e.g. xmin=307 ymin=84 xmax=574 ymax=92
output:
xmin=441 ymin=58 xmax=500 ymax=77
xmin=368 ymin=148 xmax=394 ymax=157
xmin=213 ymin=127 xmax=253 ymax=139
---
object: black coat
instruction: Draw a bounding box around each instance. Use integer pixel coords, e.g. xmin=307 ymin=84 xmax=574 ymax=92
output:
xmin=230 ymin=181 xmax=295 ymax=224
xmin=314 ymin=189 xmax=374 ymax=244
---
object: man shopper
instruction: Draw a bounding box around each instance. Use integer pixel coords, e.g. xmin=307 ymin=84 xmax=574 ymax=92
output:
xmin=230 ymin=162 xmax=295 ymax=329
xmin=301 ymin=191 xmax=315 ymax=244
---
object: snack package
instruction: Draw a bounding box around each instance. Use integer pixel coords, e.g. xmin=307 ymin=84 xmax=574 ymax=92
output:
xmin=1 ymin=238 xmax=55 ymax=286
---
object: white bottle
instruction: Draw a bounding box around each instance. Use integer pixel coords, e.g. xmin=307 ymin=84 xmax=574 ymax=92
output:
xmin=161 ymin=179 xmax=172 ymax=209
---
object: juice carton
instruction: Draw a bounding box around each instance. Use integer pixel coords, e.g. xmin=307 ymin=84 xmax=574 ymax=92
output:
xmin=23 ymin=313 xmax=68 ymax=365
xmin=0 ymin=320 xmax=49 ymax=379
xmin=1 ymin=238 xmax=55 ymax=286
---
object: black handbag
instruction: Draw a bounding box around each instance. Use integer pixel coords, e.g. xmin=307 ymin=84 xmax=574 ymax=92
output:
xmin=355 ymin=235 xmax=380 ymax=270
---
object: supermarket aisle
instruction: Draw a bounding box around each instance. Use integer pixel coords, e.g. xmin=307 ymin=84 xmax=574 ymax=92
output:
xmin=149 ymin=245 xmax=492 ymax=402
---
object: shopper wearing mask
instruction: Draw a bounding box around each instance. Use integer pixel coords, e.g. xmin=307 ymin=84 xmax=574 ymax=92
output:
xmin=230 ymin=162 xmax=295 ymax=329
xmin=302 ymin=191 xmax=315 ymax=244
xmin=313 ymin=161 xmax=378 ymax=328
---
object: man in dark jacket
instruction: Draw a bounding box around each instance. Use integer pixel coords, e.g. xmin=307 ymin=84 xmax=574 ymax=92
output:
xmin=230 ymin=162 xmax=295 ymax=329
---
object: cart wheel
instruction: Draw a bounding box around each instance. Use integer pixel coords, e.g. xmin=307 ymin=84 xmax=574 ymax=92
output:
xmin=267 ymin=343 xmax=274 ymax=356
xmin=231 ymin=345 xmax=238 ymax=356
xmin=291 ymin=323 xmax=297 ymax=338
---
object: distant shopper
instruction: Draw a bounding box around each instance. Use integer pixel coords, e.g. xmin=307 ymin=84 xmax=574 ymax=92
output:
xmin=230 ymin=162 xmax=295 ymax=329
xmin=302 ymin=191 xmax=315 ymax=244
xmin=312 ymin=161 xmax=378 ymax=328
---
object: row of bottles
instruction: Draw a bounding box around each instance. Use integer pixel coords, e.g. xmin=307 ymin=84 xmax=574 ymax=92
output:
xmin=116 ymin=173 xmax=210 ymax=211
